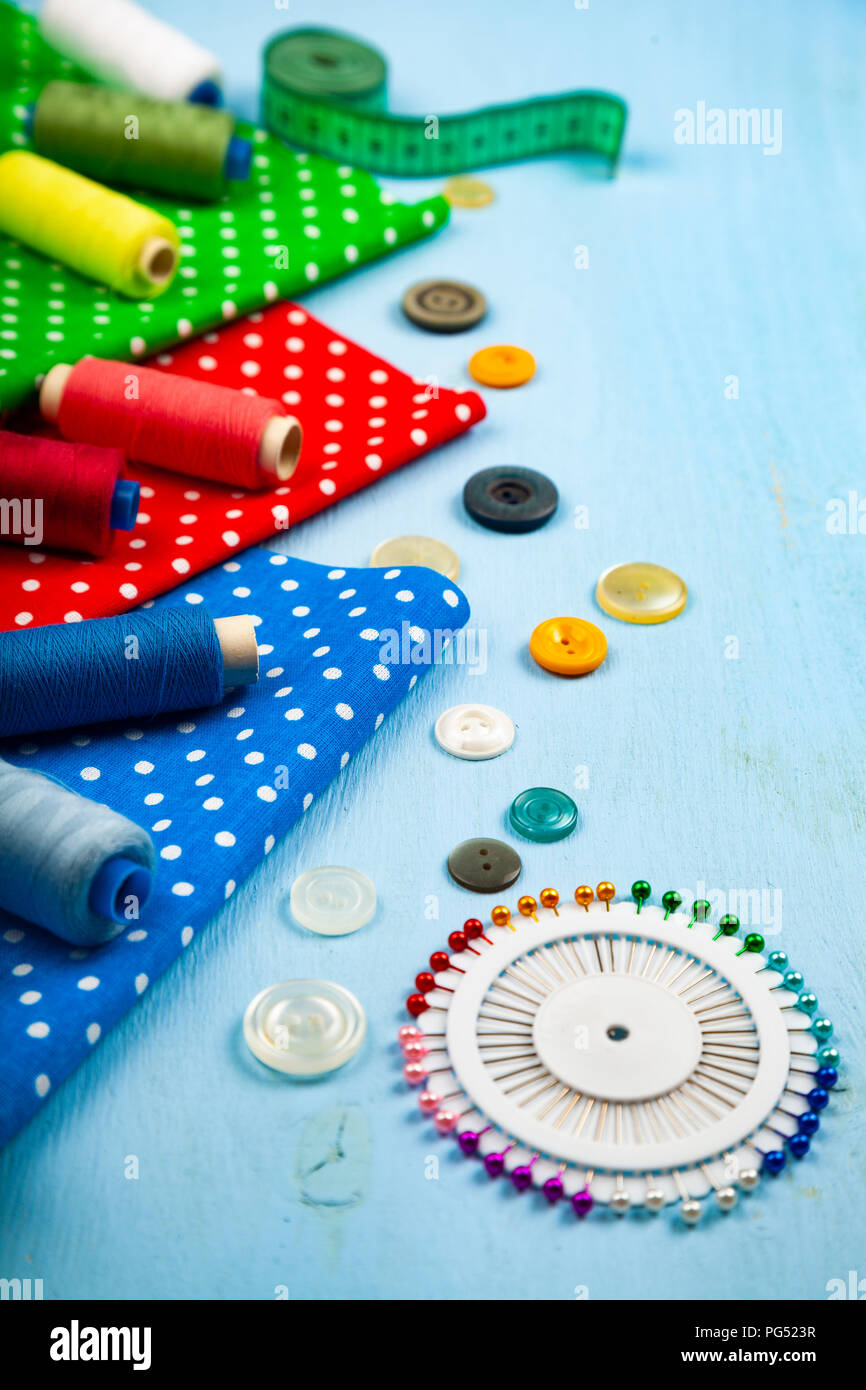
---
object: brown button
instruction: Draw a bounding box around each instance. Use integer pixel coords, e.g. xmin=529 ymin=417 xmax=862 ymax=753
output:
xmin=402 ymin=279 xmax=487 ymax=333
xmin=447 ymin=837 xmax=522 ymax=892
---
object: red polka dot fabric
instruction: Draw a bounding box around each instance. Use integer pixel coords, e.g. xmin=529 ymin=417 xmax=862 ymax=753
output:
xmin=0 ymin=303 xmax=485 ymax=631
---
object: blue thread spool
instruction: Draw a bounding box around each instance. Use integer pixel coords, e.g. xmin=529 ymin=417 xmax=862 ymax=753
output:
xmin=0 ymin=756 xmax=155 ymax=945
xmin=0 ymin=607 xmax=259 ymax=739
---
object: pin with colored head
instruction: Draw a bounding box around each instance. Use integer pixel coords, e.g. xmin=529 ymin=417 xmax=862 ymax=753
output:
xmin=631 ymin=880 xmax=651 ymax=913
xmin=690 ymin=899 xmax=711 ymax=926
xmin=574 ymin=885 xmax=593 ymax=912
xmin=517 ymin=895 xmax=538 ymax=922
xmin=661 ymin=890 xmax=682 ymax=919
xmin=491 ymin=905 xmax=516 ymax=931
xmin=539 ymin=888 xmax=560 ymax=915
xmin=714 ymin=913 xmax=739 ymax=940
xmin=735 ymin=932 xmax=764 ymax=956
xmin=596 ymin=881 xmax=615 ymax=911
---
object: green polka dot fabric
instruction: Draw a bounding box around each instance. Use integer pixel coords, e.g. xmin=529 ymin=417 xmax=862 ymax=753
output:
xmin=0 ymin=1 xmax=449 ymax=415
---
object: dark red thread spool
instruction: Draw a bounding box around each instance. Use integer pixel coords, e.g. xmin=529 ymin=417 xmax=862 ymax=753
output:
xmin=41 ymin=357 xmax=303 ymax=490
xmin=0 ymin=428 xmax=137 ymax=557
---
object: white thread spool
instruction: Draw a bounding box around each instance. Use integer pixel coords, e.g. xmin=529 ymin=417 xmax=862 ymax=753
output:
xmin=40 ymin=0 xmax=223 ymax=104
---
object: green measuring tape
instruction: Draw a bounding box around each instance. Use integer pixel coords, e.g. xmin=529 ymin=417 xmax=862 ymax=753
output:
xmin=262 ymin=29 xmax=627 ymax=176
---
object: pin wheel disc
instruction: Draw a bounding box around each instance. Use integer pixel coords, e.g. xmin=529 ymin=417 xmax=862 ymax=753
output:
xmin=401 ymin=892 xmax=837 ymax=1219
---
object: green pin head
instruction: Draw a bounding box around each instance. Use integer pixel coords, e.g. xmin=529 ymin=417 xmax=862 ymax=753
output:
xmin=736 ymin=932 xmax=764 ymax=956
xmin=714 ymin=913 xmax=739 ymax=940
xmin=661 ymin=890 xmax=682 ymax=919
xmin=690 ymin=899 xmax=711 ymax=926
xmin=631 ymin=880 xmax=651 ymax=913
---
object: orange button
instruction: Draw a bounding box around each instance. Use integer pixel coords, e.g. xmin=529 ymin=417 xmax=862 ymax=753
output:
xmin=529 ymin=617 xmax=607 ymax=676
xmin=469 ymin=344 xmax=536 ymax=388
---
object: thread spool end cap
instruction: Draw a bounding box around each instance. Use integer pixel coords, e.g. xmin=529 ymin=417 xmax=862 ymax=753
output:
xmin=139 ymin=237 xmax=178 ymax=287
xmin=110 ymin=479 xmax=140 ymax=532
xmin=189 ymin=79 xmax=222 ymax=106
xmin=258 ymin=415 xmax=302 ymax=483
xmin=89 ymin=856 xmax=153 ymax=925
xmin=214 ymin=614 xmax=260 ymax=688
xmin=39 ymin=362 xmax=73 ymax=422
xmin=225 ymin=134 xmax=252 ymax=182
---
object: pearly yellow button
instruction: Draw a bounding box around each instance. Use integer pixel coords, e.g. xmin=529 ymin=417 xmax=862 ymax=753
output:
xmin=370 ymin=534 xmax=459 ymax=580
xmin=595 ymin=562 xmax=687 ymax=625
xmin=443 ymin=176 xmax=495 ymax=208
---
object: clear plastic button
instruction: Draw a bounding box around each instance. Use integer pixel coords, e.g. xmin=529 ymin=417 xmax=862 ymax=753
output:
xmin=243 ymin=979 xmax=367 ymax=1076
xmin=290 ymin=866 xmax=376 ymax=936
xmin=434 ymin=703 xmax=515 ymax=760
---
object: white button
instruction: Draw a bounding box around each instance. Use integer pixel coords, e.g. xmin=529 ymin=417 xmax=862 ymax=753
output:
xmin=434 ymin=703 xmax=515 ymax=760
xmin=290 ymin=866 xmax=376 ymax=935
xmin=243 ymin=979 xmax=366 ymax=1076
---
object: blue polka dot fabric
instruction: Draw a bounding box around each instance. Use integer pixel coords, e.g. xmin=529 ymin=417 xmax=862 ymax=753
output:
xmin=0 ymin=547 xmax=470 ymax=1146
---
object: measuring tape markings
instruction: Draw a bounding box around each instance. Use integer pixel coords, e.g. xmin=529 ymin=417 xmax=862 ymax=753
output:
xmin=263 ymin=29 xmax=627 ymax=176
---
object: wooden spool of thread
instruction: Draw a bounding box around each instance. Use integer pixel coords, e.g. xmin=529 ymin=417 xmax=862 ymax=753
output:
xmin=41 ymin=358 xmax=303 ymax=490
xmin=0 ymin=606 xmax=260 ymax=740
xmin=32 ymin=82 xmax=253 ymax=202
xmin=0 ymin=428 xmax=139 ymax=556
xmin=0 ymin=151 xmax=179 ymax=299
xmin=40 ymin=0 xmax=223 ymax=105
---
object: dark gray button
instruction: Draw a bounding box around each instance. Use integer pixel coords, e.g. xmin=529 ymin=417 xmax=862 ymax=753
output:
xmin=463 ymin=466 xmax=558 ymax=533
xmin=447 ymin=837 xmax=522 ymax=892
xmin=402 ymin=279 xmax=487 ymax=333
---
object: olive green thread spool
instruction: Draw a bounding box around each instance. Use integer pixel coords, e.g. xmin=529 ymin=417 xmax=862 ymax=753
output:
xmin=32 ymin=81 xmax=252 ymax=201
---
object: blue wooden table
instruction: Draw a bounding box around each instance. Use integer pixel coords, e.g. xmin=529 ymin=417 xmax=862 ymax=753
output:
xmin=2 ymin=0 xmax=863 ymax=1301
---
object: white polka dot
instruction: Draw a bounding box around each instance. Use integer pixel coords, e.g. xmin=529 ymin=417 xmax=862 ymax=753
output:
xmin=396 ymin=590 xmax=414 ymax=602
xmin=215 ymin=831 xmax=236 ymax=847
xmin=160 ymin=845 xmax=182 ymax=860
xmin=297 ymin=743 xmax=316 ymax=759
xmin=222 ymin=530 xmax=240 ymax=546
xmin=443 ymin=589 xmax=459 ymax=607
xmin=19 ymin=990 xmax=41 ymax=1005
xmin=119 ymin=582 xmax=138 ymax=599
xmin=27 ymin=1021 xmax=49 ymax=1038
xmin=244 ymin=750 xmax=264 ymax=764
xmin=455 ymin=402 xmax=472 ymax=422
xmin=143 ymin=792 xmax=163 ymax=805
xmin=374 ymin=664 xmax=390 ymax=680
xmin=86 ymin=1023 xmax=101 ymax=1044
xmin=35 ymin=1074 xmax=51 ymax=1096
xmin=257 ymin=785 xmax=277 ymax=802
xmin=172 ymin=883 xmax=195 ymax=897
xmin=336 ymin=704 xmax=354 ymax=719
xmin=134 ymin=761 xmax=154 ymax=774
xmin=77 ymin=976 xmax=100 ymax=991
xmin=135 ymin=974 xmax=149 ymax=994
xmin=181 ymin=927 xmax=194 ymax=947
xmin=80 ymin=766 xmax=100 ymax=781
xmin=323 ymin=667 xmax=342 ymax=679
xmin=186 ymin=749 xmax=206 ymax=762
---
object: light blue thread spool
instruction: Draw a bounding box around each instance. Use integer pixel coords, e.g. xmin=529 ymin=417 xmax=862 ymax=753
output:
xmin=0 ymin=756 xmax=155 ymax=946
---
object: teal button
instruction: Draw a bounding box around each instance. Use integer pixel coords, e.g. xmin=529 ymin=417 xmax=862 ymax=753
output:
xmin=508 ymin=787 xmax=578 ymax=842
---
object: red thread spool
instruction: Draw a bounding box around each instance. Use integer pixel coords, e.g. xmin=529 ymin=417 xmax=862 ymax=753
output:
xmin=0 ymin=428 xmax=133 ymax=557
xmin=41 ymin=357 xmax=303 ymax=490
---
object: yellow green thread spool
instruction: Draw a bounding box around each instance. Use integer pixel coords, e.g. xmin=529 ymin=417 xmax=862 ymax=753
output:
xmin=0 ymin=151 xmax=179 ymax=299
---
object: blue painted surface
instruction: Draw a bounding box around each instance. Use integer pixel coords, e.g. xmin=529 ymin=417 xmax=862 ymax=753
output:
xmin=2 ymin=0 xmax=864 ymax=1300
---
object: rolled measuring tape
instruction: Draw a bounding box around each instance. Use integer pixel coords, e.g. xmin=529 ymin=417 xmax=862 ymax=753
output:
xmin=262 ymin=28 xmax=627 ymax=175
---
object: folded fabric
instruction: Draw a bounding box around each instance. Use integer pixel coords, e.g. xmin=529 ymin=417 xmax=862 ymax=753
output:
xmin=0 ymin=1 xmax=449 ymax=414
xmin=0 ymin=546 xmax=470 ymax=1145
xmin=0 ymin=301 xmax=485 ymax=631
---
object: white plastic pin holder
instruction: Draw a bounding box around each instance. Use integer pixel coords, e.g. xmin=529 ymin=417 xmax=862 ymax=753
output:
xmin=399 ymin=882 xmax=839 ymax=1223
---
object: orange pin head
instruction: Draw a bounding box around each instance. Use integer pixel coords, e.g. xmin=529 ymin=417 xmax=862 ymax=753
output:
xmin=517 ymin=895 xmax=538 ymax=921
xmin=596 ymin=881 xmax=616 ymax=911
xmin=539 ymin=887 xmax=560 ymax=915
xmin=574 ymin=885 xmax=594 ymax=912
xmin=491 ymin=905 xmax=514 ymax=930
